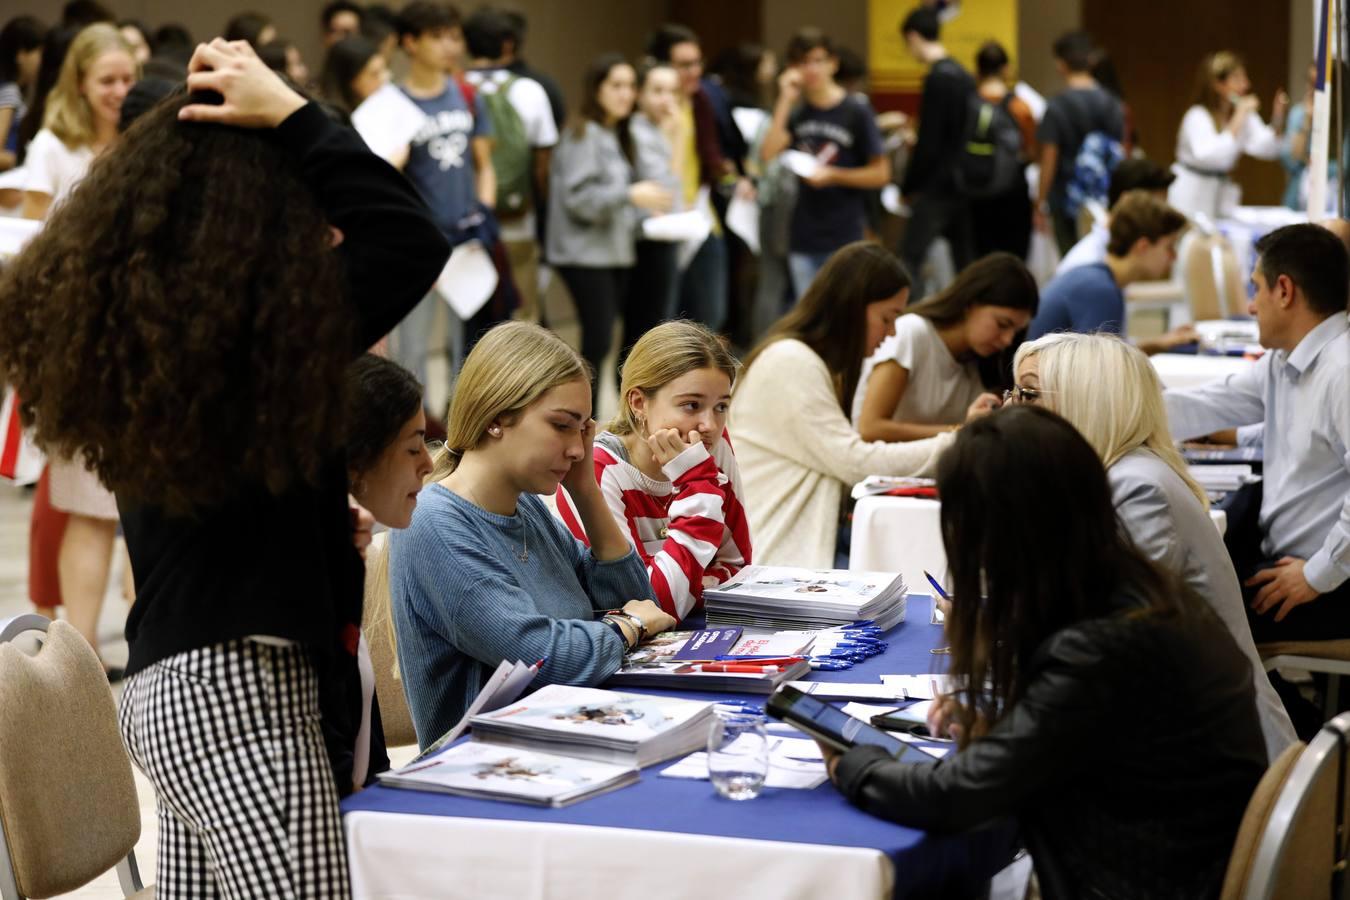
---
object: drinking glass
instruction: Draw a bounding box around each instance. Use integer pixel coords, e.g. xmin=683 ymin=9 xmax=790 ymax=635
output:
xmin=707 ymin=710 xmax=769 ymax=800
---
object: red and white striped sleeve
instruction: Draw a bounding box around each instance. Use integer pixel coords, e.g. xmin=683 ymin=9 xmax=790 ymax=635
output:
xmin=705 ymin=432 xmax=752 ymax=586
xmin=554 ymin=445 xmax=617 ymax=547
xmin=643 ymin=442 xmax=731 ymax=620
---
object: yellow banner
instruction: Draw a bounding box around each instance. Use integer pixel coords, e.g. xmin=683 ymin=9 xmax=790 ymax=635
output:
xmin=869 ymin=0 xmax=1020 ymax=92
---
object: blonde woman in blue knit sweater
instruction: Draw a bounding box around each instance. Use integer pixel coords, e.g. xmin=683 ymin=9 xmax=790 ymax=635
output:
xmin=389 ymin=322 xmax=677 ymax=749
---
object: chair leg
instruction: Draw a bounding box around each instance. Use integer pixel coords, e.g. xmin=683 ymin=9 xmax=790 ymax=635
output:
xmin=115 ymin=851 xmax=144 ymax=896
xmin=1325 ymin=675 xmax=1342 ymax=722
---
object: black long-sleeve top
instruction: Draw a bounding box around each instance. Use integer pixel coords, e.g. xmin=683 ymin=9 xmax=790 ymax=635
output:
xmin=119 ymin=102 xmax=448 ymax=679
xmin=834 ymin=601 xmax=1267 ymax=900
xmin=901 ymin=57 xmax=975 ymax=195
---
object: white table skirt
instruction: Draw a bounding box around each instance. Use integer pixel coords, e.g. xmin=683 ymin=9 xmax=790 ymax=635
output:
xmin=1150 ymin=352 xmax=1253 ymax=390
xmin=849 ymin=496 xmax=1226 ymax=581
xmin=345 ymin=810 xmax=895 ymax=900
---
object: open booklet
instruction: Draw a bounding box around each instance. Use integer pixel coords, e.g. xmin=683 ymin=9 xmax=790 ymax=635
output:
xmin=606 ymin=628 xmax=811 ymax=694
xmin=411 ymin=658 xmax=542 ymax=763
xmin=469 ymin=684 xmax=716 ymax=768
xmin=379 ymin=741 xmax=639 ymax=808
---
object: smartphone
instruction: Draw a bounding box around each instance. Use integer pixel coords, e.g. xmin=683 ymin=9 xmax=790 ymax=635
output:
xmin=766 ymin=685 xmax=935 ymax=763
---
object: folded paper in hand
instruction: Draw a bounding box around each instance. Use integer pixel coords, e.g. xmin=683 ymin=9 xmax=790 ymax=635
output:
xmin=641 ymin=209 xmax=712 ymax=243
xmin=351 ymin=83 xmax=427 ymax=163
xmin=781 ymin=149 xmax=822 ymax=179
xmin=436 ymin=240 xmax=499 ymax=319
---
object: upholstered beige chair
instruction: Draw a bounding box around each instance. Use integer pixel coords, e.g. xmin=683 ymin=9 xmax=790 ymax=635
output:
xmin=1259 ymin=640 xmax=1350 ymax=720
xmin=1219 ymin=741 xmax=1305 ymax=900
xmin=1222 ymin=712 xmax=1350 ymax=900
xmin=365 ymin=532 xmax=418 ymax=748
xmin=0 ymin=617 xmax=152 ymax=898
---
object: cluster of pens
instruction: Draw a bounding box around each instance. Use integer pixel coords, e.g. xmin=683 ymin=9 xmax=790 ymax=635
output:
xmin=805 ymin=621 xmax=886 ymax=671
xmin=716 ymin=620 xmax=886 ymax=674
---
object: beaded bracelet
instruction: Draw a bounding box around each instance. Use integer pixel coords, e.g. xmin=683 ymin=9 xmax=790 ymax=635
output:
xmin=601 ymin=615 xmax=638 ymax=650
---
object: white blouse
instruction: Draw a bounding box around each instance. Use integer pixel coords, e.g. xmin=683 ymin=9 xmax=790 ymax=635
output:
xmin=1173 ymin=104 xmax=1279 ymax=175
xmin=852 ymin=314 xmax=985 ymax=426
xmin=23 ymin=129 xmax=94 ymax=208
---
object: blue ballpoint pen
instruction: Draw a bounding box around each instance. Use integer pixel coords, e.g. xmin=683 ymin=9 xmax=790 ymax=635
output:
xmin=923 ymin=570 xmax=951 ymax=601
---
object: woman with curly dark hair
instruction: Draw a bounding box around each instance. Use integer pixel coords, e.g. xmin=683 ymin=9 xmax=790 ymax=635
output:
xmin=0 ymin=39 xmax=448 ymax=893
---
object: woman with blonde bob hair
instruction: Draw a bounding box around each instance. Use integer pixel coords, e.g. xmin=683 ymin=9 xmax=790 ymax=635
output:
xmin=1011 ymin=332 xmax=1295 ymax=759
xmin=557 ymin=320 xmax=752 ymax=622
xmin=388 ymin=322 xmax=676 ymax=749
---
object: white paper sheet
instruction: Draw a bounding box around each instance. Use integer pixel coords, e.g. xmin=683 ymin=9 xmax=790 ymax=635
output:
xmin=785 ymin=681 xmax=907 ymax=701
xmin=0 ymin=216 xmax=41 ymax=258
xmin=660 ymin=736 xmax=828 ymax=790
xmin=351 ymin=83 xmax=428 ymax=163
xmin=641 ymin=209 xmax=712 ymax=243
xmin=781 ymin=149 xmax=821 ymax=179
xmin=0 ymin=165 xmax=27 ymax=192
xmin=878 ymin=675 xmax=960 ymax=700
xmin=725 ymin=195 xmax=760 ymax=255
xmin=732 ymin=107 xmax=769 ymax=146
xmin=436 ymin=239 xmax=499 ymax=319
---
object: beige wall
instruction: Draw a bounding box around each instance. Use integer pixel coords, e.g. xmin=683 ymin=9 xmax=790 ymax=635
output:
xmin=761 ymin=0 xmax=868 ymax=64
xmin=1289 ymin=0 xmax=1314 ymax=98
xmin=1016 ymin=0 xmax=1080 ymax=95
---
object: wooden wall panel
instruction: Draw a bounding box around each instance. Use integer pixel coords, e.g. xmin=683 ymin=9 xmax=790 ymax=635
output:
xmin=1084 ymin=0 xmax=1292 ymax=206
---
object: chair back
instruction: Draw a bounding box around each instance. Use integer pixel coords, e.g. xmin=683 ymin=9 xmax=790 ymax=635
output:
xmin=0 ymin=620 xmax=140 ymax=897
xmin=1216 ymin=238 xmax=1248 ymax=318
xmin=1180 ymin=231 xmax=1226 ymax=322
xmin=1239 ymin=720 xmax=1348 ymax=900
xmin=364 ymin=533 xmax=417 ymax=748
xmin=1220 ymin=741 xmax=1304 ymax=899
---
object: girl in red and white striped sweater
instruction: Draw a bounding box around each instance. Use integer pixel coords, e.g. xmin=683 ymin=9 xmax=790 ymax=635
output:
xmin=556 ymin=320 xmax=752 ymax=621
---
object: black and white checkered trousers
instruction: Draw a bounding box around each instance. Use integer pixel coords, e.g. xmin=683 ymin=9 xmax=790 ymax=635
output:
xmin=119 ymin=639 xmax=351 ymax=898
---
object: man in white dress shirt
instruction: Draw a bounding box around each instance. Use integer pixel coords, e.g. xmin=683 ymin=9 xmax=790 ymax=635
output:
xmin=1165 ymin=224 xmax=1350 ymax=645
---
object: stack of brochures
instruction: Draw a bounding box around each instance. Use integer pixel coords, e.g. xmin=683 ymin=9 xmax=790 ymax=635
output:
xmin=606 ymin=627 xmax=812 ymax=694
xmin=704 ymin=565 xmax=908 ymax=631
xmin=378 ymin=741 xmax=639 ymax=807
xmin=469 ymin=684 xmax=717 ymax=767
xmin=1188 ymin=463 xmax=1261 ymax=496
xmin=1181 ymin=444 xmax=1261 ymax=465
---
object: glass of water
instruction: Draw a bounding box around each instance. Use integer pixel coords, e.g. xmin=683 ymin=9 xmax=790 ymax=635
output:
xmin=707 ymin=710 xmax=769 ymax=800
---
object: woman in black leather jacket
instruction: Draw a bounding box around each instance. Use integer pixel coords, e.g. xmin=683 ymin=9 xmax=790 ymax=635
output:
xmin=825 ymin=405 xmax=1268 ymax=900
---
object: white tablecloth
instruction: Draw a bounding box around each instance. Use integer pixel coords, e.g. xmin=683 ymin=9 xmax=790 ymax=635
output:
xmin=849 ymin=495 xmax=1226 ymax=581
xmin=1150 ymin=353 xmax=1253 ymax=390
xmin=345 ymin=810 xmax=894 ymax=900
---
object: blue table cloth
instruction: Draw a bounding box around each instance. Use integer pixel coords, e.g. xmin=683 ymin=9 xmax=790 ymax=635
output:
xmin=343 ymin=595 xmax=1018 ymax=898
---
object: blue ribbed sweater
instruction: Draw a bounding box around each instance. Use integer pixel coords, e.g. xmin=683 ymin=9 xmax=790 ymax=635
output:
xmin=389 ymin=484 xmax=651 ymax=749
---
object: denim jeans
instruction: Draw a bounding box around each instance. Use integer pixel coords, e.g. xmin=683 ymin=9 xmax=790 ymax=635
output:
xmin=788 ymin=250 xmax=834 ymax=299
xmin=677 ymin=234 xmax=728 ymax=331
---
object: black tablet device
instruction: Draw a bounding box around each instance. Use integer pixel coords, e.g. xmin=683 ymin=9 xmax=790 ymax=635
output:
xmin=766 ymin=685 xmax=935 ymax=763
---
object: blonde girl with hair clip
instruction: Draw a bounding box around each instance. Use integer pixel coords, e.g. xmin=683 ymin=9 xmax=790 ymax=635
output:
xmin=556 ymin=320 xmax=752 ymax=622
xmin=388 ymin=321 xmax=676 ymax=749
xmin=1011 ymin=332 xmax=1296 ymax=760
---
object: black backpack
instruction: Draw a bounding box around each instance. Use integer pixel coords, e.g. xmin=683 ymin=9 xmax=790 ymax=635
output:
xmin=954 ymin=93 xmax=1023 ymax=198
